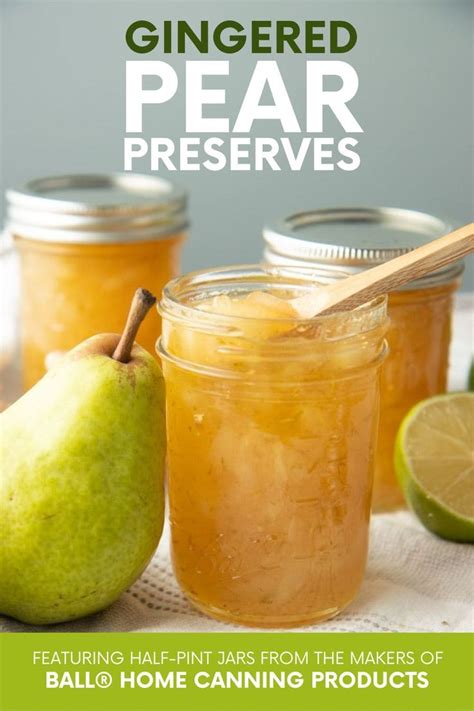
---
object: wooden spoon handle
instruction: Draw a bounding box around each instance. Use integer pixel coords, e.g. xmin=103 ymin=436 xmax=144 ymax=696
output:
xmin=292 ymin=223 xmax=474 ymax=318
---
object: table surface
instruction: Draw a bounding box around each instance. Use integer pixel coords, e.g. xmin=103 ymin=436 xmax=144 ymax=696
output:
xmin=1 ymin=294 xmax=473 ymax=633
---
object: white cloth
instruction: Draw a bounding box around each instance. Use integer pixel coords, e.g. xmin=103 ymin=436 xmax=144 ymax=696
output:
xmin=1 ymin=295 xmax=473 ymax=633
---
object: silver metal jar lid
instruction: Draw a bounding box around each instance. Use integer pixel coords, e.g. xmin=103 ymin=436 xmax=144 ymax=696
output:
xmin=263 ymin=207 xmax=464 ymax=288
xmin=6 ymin=173 xmax=188 ymax=244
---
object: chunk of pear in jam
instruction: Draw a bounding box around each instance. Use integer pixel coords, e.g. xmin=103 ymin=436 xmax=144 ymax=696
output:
xmin=198 ymin=290 xmax=299 ymax=340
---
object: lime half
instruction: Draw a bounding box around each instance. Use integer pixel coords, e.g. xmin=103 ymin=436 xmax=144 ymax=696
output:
xmin=395 ymin=392 xmax=474 ymax=542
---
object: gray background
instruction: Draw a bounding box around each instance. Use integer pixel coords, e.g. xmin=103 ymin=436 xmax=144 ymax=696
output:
xmin=1 ymin=0 xmax=473 ymax=288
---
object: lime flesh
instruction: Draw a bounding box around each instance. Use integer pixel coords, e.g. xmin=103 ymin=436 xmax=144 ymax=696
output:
xmin=395 ymin=392 xmax=474 ymax=542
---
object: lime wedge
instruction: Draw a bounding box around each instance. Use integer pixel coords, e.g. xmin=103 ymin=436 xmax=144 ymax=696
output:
xmin=468 ymin=359 xmax=474 ymax=392
xmin=395 ymin=392 xmax=474 ymax=542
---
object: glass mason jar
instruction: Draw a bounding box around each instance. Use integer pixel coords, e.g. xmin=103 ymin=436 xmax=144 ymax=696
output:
xmin=6 ymin=173 xmax=187 ymax=390
xmin=158 ymin=265 xmax=388 ymax=628
xmin=263 ymin=208 xmax=464 ymax=512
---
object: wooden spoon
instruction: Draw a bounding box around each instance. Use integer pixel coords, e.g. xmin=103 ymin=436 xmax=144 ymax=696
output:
xmin=289 ymin=222 xmax=474 ymax=319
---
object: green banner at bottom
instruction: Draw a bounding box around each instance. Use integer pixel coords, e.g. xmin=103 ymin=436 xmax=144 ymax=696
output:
xmin=0 ymin=632 xmax=472 ymax=711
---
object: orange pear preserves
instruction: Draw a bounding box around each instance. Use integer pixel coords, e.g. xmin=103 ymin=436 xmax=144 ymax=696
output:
xmin=7 ymin=174 xmax=187 ymax=390
xmin=159 ymin=267 xmax=388 ymax=627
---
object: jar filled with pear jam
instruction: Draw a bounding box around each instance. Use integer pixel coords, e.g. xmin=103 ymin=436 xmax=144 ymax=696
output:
xmin=6 ymin=174 xmax=187 ymax=390
xmin=158 ymin=265 xmax=388 ymax=627
xmin=263 ymin=208 xmax=464 ymax=512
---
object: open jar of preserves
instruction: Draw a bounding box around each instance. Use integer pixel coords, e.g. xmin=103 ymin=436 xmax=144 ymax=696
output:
xmin=158 ymin=265 xmax=388 ymax=627
xmin=6 ymin=173 xmax=187 ymax=390
xmin=263 ymin=207 xmax=464 ymax=512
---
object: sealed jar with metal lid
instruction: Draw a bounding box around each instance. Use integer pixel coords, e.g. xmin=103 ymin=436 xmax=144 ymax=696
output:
xmin=263 ymin=207 xmax=464 ymax=512
xmin=6 ymin=173 xmax=187 ymax=389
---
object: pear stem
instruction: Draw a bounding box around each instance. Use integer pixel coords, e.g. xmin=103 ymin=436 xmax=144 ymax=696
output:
xmin=112 ymin=288 xmax=157 ymax=363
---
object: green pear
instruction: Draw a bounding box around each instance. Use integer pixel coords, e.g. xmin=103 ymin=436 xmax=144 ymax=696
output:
xmin=0 ymin=289 xmax=165 ymax=624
